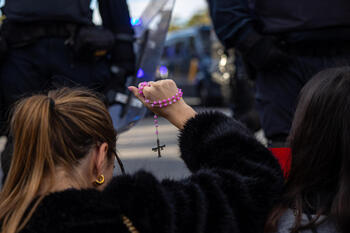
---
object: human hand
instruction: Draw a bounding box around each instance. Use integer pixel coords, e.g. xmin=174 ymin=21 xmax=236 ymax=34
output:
xmin=128 ymin=80 xmax=196 ymax=129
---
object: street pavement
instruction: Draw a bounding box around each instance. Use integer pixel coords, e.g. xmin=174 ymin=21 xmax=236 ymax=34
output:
xmin=116 ymin=107 xmax=233 ymax=180
xmin=0 ymin=107 xmax=266 ymax=183
xmin=116 ymin=115 xmax=191 ymax=180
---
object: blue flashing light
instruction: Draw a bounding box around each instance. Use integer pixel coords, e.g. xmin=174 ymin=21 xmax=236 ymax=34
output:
xmin=131 ymin=17 xmax=142 ymax=27
xmin=132 ymin=116 xmax=141 ymax=121
xmin=159 ymin=66 xmax=168 ymax=76
xmin=137 ymin=68 xmax=144 ymax=78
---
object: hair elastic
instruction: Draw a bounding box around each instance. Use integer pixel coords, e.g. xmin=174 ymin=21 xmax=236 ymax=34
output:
xmin=48 ymin=97 xmax=55 ymax=110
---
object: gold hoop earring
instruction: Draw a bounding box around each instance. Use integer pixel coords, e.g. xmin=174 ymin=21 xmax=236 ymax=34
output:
xmin=95 ymin=174 xmax=105 ymax=185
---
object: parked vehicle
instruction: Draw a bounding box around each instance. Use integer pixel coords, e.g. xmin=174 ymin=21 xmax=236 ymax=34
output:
xmin=157 ymin=25 xmax=230 ymax=106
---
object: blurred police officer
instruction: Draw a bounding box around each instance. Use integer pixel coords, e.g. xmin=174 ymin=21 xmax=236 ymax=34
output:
xmin=208 ymin=0 xmax=350 ymax=146
xmin=229 ymin=51 xmax=261 ymax=133
xmin=0 ymin=0 xmax=135 ymax=179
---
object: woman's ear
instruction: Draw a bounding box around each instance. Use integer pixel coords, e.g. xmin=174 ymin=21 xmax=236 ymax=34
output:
xmin=94 ymin=142 xmax=109 ymax=176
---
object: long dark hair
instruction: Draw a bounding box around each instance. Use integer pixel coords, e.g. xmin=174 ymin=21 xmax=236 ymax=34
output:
xmin=265 ymin=67 xmax=350 ymax=233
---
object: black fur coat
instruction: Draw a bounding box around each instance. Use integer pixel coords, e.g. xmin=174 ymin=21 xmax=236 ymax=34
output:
xmin=21 ymin=112 xmax=283 ymax=233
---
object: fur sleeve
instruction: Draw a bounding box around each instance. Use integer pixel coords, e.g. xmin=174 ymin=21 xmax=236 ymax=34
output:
xmin=101 ymin=112 xmax=284 ymax=233
xmin=103 ymin=168 xmax=282 ymax=233
xmin=179 ymin=111 xmax=281 ymax=177
xmin=178 ymin=111 xmax=284 ymax=232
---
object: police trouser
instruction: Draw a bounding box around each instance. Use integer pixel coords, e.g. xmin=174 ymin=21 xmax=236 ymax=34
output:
xmin=231 ymin=52 xmax=261 ymax=132
xmin=255 ymin=43 xmax=350 ymax=145
xmin=0 ymin=92 xmax=5 ymax=136
xmin=0 ymin=37 xmax=112 ymax=180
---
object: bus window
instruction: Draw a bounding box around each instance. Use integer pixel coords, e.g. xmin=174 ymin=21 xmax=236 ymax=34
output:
xmin=199 ymin=29 xmax=212 ymax=56
xmin=162 ymin=46 xmax=169 ymax=59
xmin=175 ymin=41 xmax=185 ymax=56
xmin=189 ymin=36 xmax=197 ymax=58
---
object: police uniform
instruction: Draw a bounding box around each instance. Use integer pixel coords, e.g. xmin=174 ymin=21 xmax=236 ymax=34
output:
xmin=0 ymin=0 xmax=135 ymax=135
xmin=208 ymin=0 xmax=350 ymax=145
xmin=0 ymin=0 xmax=135 ymax=180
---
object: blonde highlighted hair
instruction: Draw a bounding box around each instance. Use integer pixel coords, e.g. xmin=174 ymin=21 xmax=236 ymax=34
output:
xmin=0 ymin=88 xmax=117 ymax=233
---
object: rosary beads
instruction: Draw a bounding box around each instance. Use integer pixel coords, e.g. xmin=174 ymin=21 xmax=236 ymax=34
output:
xmin=138 ymin=82 xmax=183 ymax=157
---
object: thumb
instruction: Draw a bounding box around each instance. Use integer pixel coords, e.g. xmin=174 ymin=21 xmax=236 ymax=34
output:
xmin=128 ymin=86 xmax=145 ymax=104
xmin=128 ymin=86 xmax=138 ymax=96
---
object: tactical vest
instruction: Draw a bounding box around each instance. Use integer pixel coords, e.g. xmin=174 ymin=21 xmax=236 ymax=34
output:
xmin=254 ymin=0 xmax=350 ymax=33
xmin=3 ymin=0 xmax=93 ymax=24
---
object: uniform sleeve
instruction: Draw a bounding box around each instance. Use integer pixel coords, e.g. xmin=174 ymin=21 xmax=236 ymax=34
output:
xmin=98 ymin=0 xmax=135 ymax=73
xmin=207 ymin=0 xmax=257 ymax=49
xmin=104 ymin=112 xmax=283 ymax=233
xmin=98 ymin=0 xmax=133 ymax=34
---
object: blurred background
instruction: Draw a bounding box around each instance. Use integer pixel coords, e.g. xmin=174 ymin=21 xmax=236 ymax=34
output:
xmin=108 ymin=0 xmax=220 ymax=180
xmin=127 ymin=0 xmax=207 ymax=22
xmin=128 ymin=0 xmax=228 ymax=107
xmin=0 ymin=0 xmax=263 ymax=181
xmin=111 ymin=0 xmax=263 ymax=179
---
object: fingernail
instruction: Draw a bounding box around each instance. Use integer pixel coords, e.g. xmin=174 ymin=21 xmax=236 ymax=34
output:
xmin=127 ymin=86 xmax=133 ymax=91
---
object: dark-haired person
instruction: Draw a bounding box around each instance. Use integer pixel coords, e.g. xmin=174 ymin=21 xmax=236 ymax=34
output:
xmin=265 ymin=67 xmax=350 ymax=233
xmin=0 ymin=80 xmax=283 ymax=233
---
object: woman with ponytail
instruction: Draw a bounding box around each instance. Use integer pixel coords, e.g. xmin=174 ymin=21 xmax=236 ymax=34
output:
xmin=0 ymin=80 xmax=283 ymax=233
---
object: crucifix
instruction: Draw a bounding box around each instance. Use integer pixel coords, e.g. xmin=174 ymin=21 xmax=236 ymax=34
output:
xmin=137 ymin=82 xmax=183 ymax=159
xmin=152 ymin=138 xmax=166 ymax=158
xmin=151 ymin=114 xmax=166 ymax=158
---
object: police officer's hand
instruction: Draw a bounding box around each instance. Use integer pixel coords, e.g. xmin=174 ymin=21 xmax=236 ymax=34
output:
xmin=238 ymin=35 xmax=291 ymax=71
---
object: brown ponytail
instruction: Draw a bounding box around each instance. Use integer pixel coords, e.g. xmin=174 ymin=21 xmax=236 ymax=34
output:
xmin=0 ymin=88 xmax=117 ymax=233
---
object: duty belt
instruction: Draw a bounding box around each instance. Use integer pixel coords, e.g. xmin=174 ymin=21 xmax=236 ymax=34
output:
xmin=283 ymin=40 xmax=350 ymax=56
xmin=1 ymin=21 xmax=78 ymax=48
